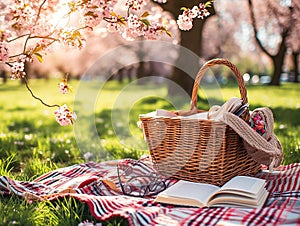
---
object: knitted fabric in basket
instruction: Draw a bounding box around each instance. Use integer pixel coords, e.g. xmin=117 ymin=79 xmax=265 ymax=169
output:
xmin=139 ymin=58 xmax=261 ymax=186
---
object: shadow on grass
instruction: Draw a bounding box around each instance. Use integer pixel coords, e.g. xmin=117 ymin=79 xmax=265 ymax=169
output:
xmin=0 ymin=85 xmax=20 ymax=92
xmin=2 ymin=98 xmax=299 ymax=165
xmin=7 ymin=117 xmax=73 ymax=135
xmin=7 ymin=106 xmax=35 ymax=112
xmin=249 ymin=104 xmax=300 ymax=126
xmin=272 ymin=107 xmax=300 ymax=127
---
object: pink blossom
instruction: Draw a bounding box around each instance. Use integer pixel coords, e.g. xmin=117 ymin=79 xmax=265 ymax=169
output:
xmin=190 ymin=6 xmax=200 ymax=18
xmin=0 ymin=30 xmax=12 ymax=42
xmin=177 ymin=15 xmax=193 ymax=31
xmin=122 ymin=28 xmax=139 ymax=41
xmin=197 ymin=3 xmax=210 ymax=19
xmin=127 ymin=14 xmax=141 ymax=29
xmin=11 ymin=61 xmax=24 ymax=74
xmin=0 ymin=42 xmax=9 ymax=62
xmin=8 ymin=2 xmax=36 ymax=32
xmin=83 ymin=15 xmax=101 ymax=28
xmin=143 ymin=26 xmax=162 ymax=40
xmin=58 ymin=81 xmax=72 ymax=94
xmin=19 ymin=54 xmax=33 ymax=63
xmin=82 ymin=5 xmax=105 ymax=28
xmin=177 ymin=3 xmax=210 ymax=31
xmin=106 ymin=21 xmax=123 ymax=33
xmin=126 ymin=0 xmax=147 ymax=11
xmin=54 ymin=104 xmax=76 ymax=126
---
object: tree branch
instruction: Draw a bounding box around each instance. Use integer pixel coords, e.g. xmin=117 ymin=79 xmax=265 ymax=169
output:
xmin=247 ymin=0 xmax=273 ymax=58
xmin=7 ymin=33 xmax=30 ymax=43
xmin=34 ymin=0 xmax=47 ymax=26
xmin=23 ymin=76 xmax=60 ymax=108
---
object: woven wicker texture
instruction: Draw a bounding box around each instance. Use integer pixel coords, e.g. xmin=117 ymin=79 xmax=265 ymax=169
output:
xmin=139 ymin=58 xmax=261 ymax=186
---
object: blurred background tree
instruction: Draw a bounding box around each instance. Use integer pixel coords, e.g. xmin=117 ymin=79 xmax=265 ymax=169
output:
xmin=248 ymin=0 xmax=299 ymax=85
xmin=5 ymin=0 xmax=299 ymax=93
xmin=152 ymin=0 xmax=216 ymax=97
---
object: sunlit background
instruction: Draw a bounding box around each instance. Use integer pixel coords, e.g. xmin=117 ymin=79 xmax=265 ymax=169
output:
xmin=1 ymin=0 xmax=299 ymax=84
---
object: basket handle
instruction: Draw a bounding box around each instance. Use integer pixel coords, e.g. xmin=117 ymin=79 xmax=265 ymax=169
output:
xmin=190 ymin=58 xmax=248 ymax=111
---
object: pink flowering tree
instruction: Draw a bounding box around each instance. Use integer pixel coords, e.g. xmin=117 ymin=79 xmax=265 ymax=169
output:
xmin=0 ymin=0 xmax=213 ymax=126
xmin=248 ymin=0 xmax=299 ymax=85
xmin=151 ymin=1 xmax=215 ymax=97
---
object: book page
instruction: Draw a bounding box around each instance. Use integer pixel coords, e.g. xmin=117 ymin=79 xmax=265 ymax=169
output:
xmin=208 ymin=188 xmax=269 ymax=208
xmin=156 ymin=180 xmax=220 ymax=207
xmin=219 ymin=176 xmax=266 ymax=196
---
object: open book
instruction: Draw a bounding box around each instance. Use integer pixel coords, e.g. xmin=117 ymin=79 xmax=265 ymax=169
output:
xmin=155 ymin=176 xmax=269 ymax=208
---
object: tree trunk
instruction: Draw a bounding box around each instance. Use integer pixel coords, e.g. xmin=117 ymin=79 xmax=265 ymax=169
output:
xmin=248 ymin=0 xmax=289 ymax=86
xmin=136 ymin=41 xmax=148 ymax=85
xmin=168 ymin=19 xmax=205 ymax=97
xmin=137 ymin=61 xmax=147 ymax=85
xmin=157 ymin=0 xmax=214 ymax=97
xmin=270 ymin=57 xmax=283 ymax=85
xmin=270 ymin=39 xmax=287 ymax=85
xmin=0 ymin=70 xmax=7 ymax=83
xmin=292 ymin=52 xmax=299 ymax=83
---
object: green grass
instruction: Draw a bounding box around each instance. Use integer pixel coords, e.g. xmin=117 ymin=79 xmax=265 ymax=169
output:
xmin=0 ymin=78 xmax=299 ymax=225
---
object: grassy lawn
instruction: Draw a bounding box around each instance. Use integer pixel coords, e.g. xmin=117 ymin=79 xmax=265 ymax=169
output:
xmin=0 ymin=78 xmax=299 ymax=225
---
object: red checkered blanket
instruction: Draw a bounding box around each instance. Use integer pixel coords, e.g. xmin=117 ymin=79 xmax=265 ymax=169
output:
xmin=1 ymin=156 xmax=300 ymax=226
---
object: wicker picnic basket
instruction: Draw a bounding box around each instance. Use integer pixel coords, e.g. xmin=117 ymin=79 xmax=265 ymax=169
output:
xmin=139 ymin=58 xmax=261 ymax=186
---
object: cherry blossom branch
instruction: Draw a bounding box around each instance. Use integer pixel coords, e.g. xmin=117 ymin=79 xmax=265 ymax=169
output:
xmin=23 ymin=34 xmax=31 ymax=53
xmin=8 ymin=53 xmax=26 ymax=59
xmin=28 ymin=36 xmax=58 ymax=42
xmin=127 ymin=5 xmax=132 ymax=17
xmin=23 ymin=76 xmax=60 ymax=108
xmin=34 ymin=0 xmax=47 ymax=27
xmin=7 ymin=34 xmax=31 ymax=43
xmin=177 ymin=1 xmax=213 ymax=31
xmin=0 ymin=0 xmax=214 ymax=126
